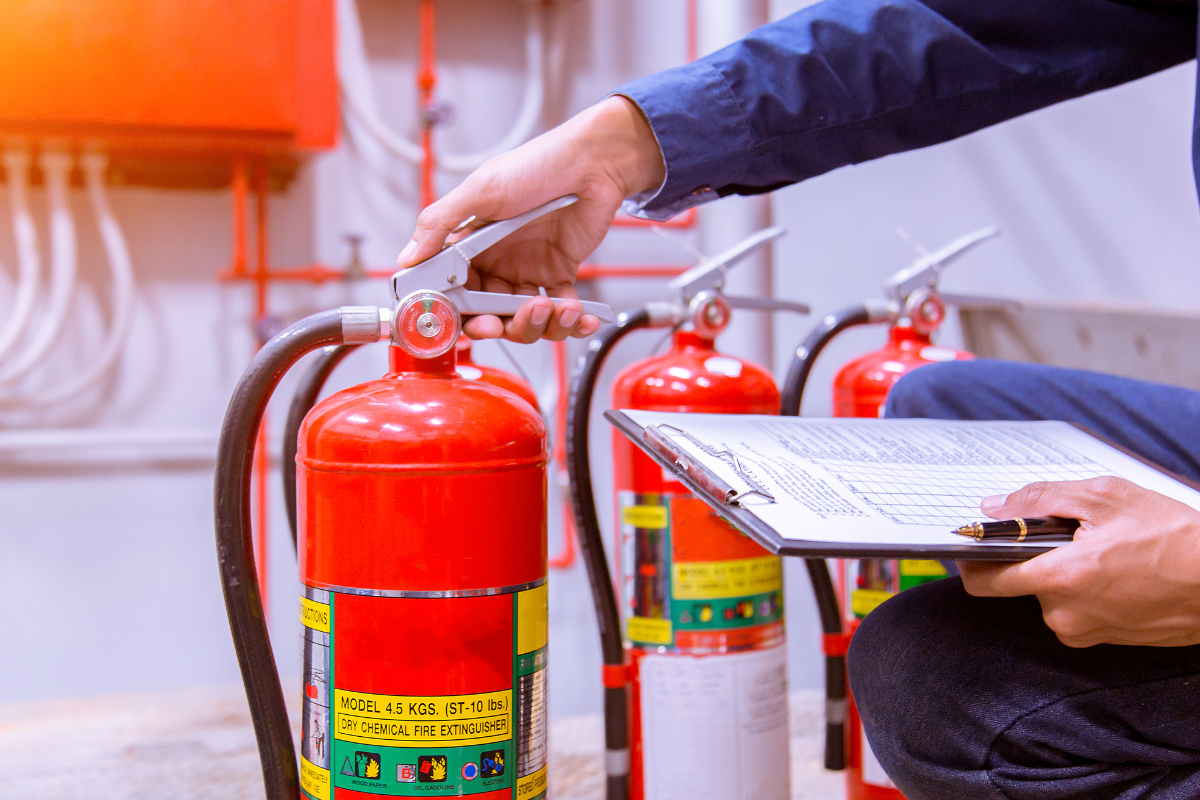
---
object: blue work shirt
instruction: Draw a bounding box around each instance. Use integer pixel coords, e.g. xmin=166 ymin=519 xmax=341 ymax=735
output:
xmin=614 ymin=0 xmax=1199 ymax=220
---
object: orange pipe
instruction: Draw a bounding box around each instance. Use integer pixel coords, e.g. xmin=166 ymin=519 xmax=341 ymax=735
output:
xmin=548 ymin=340 xmax=577 ymax=569
xmin=253 ymin=163 xmax=269 ymax=321
xmin=686 ymin=0 xmax=698 ymax=61
xmin=418 ymin=0 xmax=437 ymax=209
xmin=230 ymin=159 xmax=249 ymax=276
xmin=252 ymin=161 xmax=271 ymax=621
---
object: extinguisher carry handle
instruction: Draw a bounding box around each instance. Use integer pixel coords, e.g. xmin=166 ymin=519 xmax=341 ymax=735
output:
xmin=443 ymin=285 xmax=615 ymax=322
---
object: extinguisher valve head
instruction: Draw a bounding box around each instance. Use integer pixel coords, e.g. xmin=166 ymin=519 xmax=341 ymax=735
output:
xmin=392 ymin=291 xmax=461 ymax=358
xmin=688 ymin=291 xmax=732 ymax=339
xmin=903 ymin=288 xmax=946 ymax=335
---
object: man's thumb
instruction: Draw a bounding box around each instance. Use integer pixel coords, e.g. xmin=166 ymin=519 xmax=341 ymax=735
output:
xmin=398 ymin=190 xmax=493 ymax=268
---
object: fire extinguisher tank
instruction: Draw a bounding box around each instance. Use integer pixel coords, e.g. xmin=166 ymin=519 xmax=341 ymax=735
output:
xmin=456 ymin=337 xmax=541 ymax=412
xmin=613 ymin=330 xmax=790 ymax=800
xmin=299 ymin=345 xmax=546 ymax=591
xmin=296 ymin=344 xmax=550 ymax=800
xmin=833 ymin=325 xmax=972 ymax=418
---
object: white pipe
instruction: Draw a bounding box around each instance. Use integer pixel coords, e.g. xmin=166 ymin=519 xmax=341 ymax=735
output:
xmin=336 ymin=0 xmax=426 ymax=163
xmin=337 ymin=0 xmax=546 ymax=173
xmin=437 ymin=3 xmax=545 ymax=172
xmin=0 ymin=154 xmax=138 ymax=409
xmin=696 ymin=0 xmax=773 ymax=370
xmin=0 ymin=427 xmax=217 ymax=452
xmin=0 ymin=150 xmax=42 ymax=365
xmin=0 ymin=151 xmax=76 ymax=386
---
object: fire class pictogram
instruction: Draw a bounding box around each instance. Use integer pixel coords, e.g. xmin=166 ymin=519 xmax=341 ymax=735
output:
xmin=354 ymin=751 xmax=382 ymax=780
xmin=480 ymin=749 xmax=505 ymax=777
xmin=418 ymin=755 xmax=447 ymax=783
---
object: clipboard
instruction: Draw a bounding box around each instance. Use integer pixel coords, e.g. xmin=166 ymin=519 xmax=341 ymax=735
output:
xmin=606 ymin=410 xmax=1200 ymax=561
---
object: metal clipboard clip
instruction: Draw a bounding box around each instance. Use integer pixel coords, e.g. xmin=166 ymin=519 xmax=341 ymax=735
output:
xmin=642 ymin=424 xmax=775 ymax=506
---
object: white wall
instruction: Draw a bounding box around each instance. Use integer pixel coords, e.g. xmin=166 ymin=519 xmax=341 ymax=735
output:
xmin=3 ymin=0 xmax=1199 ymax=726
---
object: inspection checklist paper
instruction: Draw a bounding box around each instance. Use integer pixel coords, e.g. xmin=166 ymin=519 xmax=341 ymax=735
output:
xmin=617 ymin=412 xmax=1200 ymax=551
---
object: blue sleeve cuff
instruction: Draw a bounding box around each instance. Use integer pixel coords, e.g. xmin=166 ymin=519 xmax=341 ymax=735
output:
xmin=611 ymin=60 xmax=758 ymax=221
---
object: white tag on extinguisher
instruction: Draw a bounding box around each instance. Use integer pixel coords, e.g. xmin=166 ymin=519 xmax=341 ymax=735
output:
xmin=861 ymin=727 xmax=897 ymax=788
xmin=639 ymin=645 xmax=790 ymax=800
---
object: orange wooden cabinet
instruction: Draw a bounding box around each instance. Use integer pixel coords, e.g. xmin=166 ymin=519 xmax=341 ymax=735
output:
xmin=0 ymin=0 xmax=336 ymax=180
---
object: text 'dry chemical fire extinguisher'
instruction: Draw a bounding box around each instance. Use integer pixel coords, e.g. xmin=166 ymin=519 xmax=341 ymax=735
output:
xmin=781 ymin=225 xmax=1012 ymax=800
xmin=566 ymin=227 xmax=810 ymax=800
xmin=213 ymin=196 xmax=612 ymax=800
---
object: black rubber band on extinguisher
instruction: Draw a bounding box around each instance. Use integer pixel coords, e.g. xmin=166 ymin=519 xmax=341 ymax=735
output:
xmin=215 ymin=309 xmax=350 ymax=800
xmin=781 ymin=304 xmax=872 ymax=773
xmin=283 ymin=343 xmax=361 ymax=551
xmin=567 ymin=307 xmax=653 ymax=800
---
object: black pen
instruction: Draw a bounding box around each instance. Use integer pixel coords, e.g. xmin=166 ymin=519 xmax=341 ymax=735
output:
xmin=953 ymin=516 xmax=1080 ymax=542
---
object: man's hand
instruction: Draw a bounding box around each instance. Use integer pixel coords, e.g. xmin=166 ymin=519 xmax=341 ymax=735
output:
xmin=397 ymin=96 xmax=666 ymax=343
xmin=958 ymin=477 xmax=1200 ymax=647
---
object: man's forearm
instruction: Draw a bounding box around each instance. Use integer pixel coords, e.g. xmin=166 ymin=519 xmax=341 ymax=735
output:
xmin=615 ymin=0 xmax=1197 ymax=219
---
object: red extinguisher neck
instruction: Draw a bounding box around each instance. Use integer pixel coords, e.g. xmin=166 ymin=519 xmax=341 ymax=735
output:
xmin=387 ymin=344 xmax=457 ymax=376
xmin=456 ymin=334 xmax=474 ymax=363
xmin=672 ymin=329 xmax=717 ymax=353
xmin=888 ymin=323 xmax=933 ymax=347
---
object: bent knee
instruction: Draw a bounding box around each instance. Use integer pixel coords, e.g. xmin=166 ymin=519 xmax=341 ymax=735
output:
xmin=885 ymin=360 xmax=980 ymax=419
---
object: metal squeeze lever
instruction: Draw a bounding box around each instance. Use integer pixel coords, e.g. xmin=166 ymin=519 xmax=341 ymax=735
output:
xmin=391 ymin=194 xmax=615 ymax=322
xmin=667 ymin=225 xmax=807 ymax=313
xmin=883 ymin=225 xmax=1000 ymax=306
xmin=645 ymin=226 xmax=809 ymax=335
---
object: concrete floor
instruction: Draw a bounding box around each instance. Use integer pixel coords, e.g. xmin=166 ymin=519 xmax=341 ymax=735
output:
xmin=0 ymin=685 xmax=845 ymax=800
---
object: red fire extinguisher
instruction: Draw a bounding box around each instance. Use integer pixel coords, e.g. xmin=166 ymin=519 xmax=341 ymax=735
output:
xmin=214 ymin=197 xmax=613 ymax=800
xmin=780 ymin=226 xmax=1001 ymax=800
xmin=566 ymin=227 xmax=811 ymax=800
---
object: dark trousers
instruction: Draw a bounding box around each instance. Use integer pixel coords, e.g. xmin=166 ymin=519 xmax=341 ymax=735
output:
xmin=846 ymin=360 xmax=1200 ymax=799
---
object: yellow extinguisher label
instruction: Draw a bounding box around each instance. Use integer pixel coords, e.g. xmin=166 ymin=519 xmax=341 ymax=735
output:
xmin=672 ymin=555 xmax=782 ymax=600
xmin=300 ymin=755 xmax=330 ymax=800
xmin=516 ymin=583 xmax=548 ymax=655
xmin=335 ymin=689 xmax=512 ymax=747
xmin=300 ymin=596 xmax=330 ymax=633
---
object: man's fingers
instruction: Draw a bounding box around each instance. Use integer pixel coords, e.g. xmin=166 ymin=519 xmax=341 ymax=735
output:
xmin=544 ymin=285 xmax=601 ymax=339
xmin=462 ymin=315 xmax=505 ymax=340
xmin=958 ymin=556 xmax=1055 ymax=597
xmin=980 ymin=477 xmax=1135 ymax=525
xmin=501 ymin=297 xmax=556 ymax=343
xmin=542 ymin=299 xmax=584 ymax=341
xmin=572 ymin=315 xmax=602 ymax=338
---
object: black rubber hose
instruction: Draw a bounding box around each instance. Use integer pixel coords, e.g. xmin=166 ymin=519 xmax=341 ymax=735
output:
xmin=566 ymin=308 xmax=653 ymax=800
xmin=215 ymin=310 xmax=345 ymax=800
xmin=780 ymin=305 xmax=872 ymax=417
xmin=781 ymin=305 xmax=873 ymax=772
xmin=806 ymin=559 xmax=847 ymax=771
xmin=283 ymin=344 xmax=360 ymax=551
